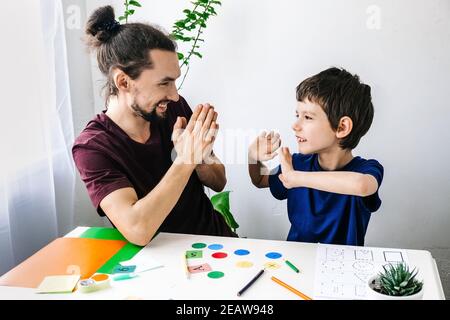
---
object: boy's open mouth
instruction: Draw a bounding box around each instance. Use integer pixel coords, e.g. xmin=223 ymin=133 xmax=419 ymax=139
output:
xmin=296 ymin=136 xmax=307 ymax=142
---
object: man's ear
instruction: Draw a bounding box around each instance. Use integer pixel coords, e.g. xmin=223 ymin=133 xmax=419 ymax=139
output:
xmin=113 ymin=69 xmax=130 ymax=92
xmin=336 ymin=116 xmax=353 ymax=139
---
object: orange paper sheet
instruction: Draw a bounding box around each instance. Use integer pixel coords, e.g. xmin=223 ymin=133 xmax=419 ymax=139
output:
xmin=0 ymin=237 xmax=126 ymax=288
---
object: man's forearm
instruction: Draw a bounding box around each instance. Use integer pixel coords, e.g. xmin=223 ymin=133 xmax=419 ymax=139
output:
xmin=248 ymin=155 xmax=269 ymax=188
xmin=195 ymin=164 xmax=226 ymax=192
xmin=131 ymin=162 xmax=196 ymax=241
xmin=195 ymin=154 xmax=226 ymax=192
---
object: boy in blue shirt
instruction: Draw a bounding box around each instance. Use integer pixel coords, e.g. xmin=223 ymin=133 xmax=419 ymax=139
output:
xmin=248 ymin=67 xmax=383 ymax=246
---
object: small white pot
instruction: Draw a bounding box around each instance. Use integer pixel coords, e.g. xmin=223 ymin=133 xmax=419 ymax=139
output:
xmin=367 ymin=275 xmax=424 ymax=300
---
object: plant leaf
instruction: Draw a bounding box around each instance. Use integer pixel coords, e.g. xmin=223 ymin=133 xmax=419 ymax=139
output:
xmin=129 ymin=0 xmax=142 ymax=7
xmin=210 ymin=191 xmax=239 ymax=232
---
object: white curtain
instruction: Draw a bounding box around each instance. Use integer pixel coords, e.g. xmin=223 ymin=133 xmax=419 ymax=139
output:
xmin=0 ymin=0 xmax=75 ymax=275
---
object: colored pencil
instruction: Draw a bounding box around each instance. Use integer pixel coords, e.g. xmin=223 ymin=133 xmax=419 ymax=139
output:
xmin=284 ymin=259 xmax=300 ymax=273
xmin=237 ymin=268 xmax=265 ymax=296
xmin=271 ymin=276 xmax=312 ymax=300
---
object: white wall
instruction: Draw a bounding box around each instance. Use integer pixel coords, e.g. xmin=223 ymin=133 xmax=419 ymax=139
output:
xmin=71 ymin=0 xmax=450 ymax=249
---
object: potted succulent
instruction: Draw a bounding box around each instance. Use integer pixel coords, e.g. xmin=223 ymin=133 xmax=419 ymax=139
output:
xmin=367 ymin=263 xmax=424 ymax=300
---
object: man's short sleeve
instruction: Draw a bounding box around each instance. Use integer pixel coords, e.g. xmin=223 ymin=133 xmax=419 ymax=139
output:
xmin=268 ymin=165 xmax=288 ymax=200
xmin=356 ymin=159 xmax=384 ymax=212
xmin=72 ymin=147 xmax=133 ymax=215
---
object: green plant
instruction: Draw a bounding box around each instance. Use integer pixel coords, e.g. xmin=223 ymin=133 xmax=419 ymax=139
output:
xmin=372 ymin=263 xmax=423 ymax=296
xmin=120 ymin=0 xmax=222 ymax=90
xmin=210 ymin=191 xmax=239 ymax=233
xmin=170 ymin=0 xmax=222 ymax=89
xmin=119 ymin=0 xmax=141 ymax=23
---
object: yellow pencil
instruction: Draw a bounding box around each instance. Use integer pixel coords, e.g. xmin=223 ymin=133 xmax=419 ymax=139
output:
xmin=271 ymin=276 xmax=312 ymax=300
xmin=183 ymin=253 xmax=190 ymax=279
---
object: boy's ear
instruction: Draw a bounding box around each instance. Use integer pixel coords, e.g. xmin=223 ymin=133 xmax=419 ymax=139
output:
xmin=114 ymin=69 xmax=131 ymax=92
xmin=336 ymin=116 xmax=353 ymax=139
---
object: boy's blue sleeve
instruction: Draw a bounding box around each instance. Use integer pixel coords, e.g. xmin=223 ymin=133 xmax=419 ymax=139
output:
xmin=268 ymin=165 xmax=288 ymax=200
xmin=357 ymin=159 xmax=384 ymax=212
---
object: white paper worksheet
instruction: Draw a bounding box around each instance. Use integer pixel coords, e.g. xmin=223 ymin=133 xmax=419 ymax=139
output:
xmin=314 ymin=244 xmax=410 ymax=299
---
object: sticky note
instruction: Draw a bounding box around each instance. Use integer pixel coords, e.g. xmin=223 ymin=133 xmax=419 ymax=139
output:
xmin=36 ymin=275 xmax=80 ymax=294
xmin=186 ymin=250 xmax=203 ymax=259
xmin=113 ymin=265 xmax=136 ymax=274
xmin=188 ymin=263 xmax=212 ymax=274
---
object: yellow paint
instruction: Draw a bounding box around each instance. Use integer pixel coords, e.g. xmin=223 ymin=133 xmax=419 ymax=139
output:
xmin=236 ymin=261 xmax=254 ymax=268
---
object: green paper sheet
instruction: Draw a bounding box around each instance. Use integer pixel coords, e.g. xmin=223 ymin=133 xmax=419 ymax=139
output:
xmin=79 ymin=227 xmax=126 ymax=241
xmin=79 ymin=227 xmax=143 ymax=274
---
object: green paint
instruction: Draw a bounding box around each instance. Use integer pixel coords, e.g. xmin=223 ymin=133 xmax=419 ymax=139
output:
xmin=186 ymin=250 xmax=203 ymax=259
xmin=207 ymin=271 xmax=224 ymax=279
xmin=192 ymin=243 xmax=207 ymax=249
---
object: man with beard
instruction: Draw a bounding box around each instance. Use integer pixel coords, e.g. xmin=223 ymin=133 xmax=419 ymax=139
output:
xmin=72 ymin=6 xmax=235 ymax=246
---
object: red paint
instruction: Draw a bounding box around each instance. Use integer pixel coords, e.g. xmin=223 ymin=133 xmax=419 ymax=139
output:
xmin=212 ymin=252 xmax=228 ymax=259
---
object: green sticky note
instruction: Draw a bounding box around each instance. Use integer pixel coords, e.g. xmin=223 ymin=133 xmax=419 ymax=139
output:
xmin=186 ymin=250 xmax=203 ymax=259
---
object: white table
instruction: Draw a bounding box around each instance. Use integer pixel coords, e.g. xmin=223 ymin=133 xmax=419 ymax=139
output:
xmin=0 ymin=227 xmax=445 ymax=300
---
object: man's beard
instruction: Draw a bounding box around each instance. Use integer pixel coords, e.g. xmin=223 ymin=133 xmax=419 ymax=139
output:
xmin=130 ymin=100 xmax=167 ymax=124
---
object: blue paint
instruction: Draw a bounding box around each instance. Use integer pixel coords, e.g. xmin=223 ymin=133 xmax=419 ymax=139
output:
xmin=234 ymin=249 xmax=250 ymax=256
xmin=265 ymin=252 xmax=282 ymax=259
xmin=208 ymin=244 xmax=224 ymax=250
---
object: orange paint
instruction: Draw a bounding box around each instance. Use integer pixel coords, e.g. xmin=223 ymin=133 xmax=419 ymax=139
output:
xmin=91 ymin=274 xmax=109 ymax=282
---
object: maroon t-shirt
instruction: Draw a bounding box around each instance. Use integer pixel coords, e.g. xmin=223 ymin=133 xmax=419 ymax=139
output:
xmin=72 ymin=96 xmax=235 ymax=237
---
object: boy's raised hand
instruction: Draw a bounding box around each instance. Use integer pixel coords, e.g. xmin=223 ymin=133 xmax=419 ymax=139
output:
xmin=279 ymin=147 xmax=297 ymax=189
xmin=248 ymin=131 xmax=281 ymax=163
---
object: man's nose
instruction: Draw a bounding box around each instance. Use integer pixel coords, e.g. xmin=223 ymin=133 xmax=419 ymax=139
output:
xmin=167 ymin=83 xmax=179 ymax=102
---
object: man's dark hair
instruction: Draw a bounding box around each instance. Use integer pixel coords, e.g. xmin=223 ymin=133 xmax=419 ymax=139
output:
xmin=296 ymin=67 xmax=374 ymax=150
xmin=85 ymin=5 xmax=177 ymax=104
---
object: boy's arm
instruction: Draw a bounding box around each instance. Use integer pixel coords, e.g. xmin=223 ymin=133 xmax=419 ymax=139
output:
xmin=248 ymin=131 xmax=281 ymax=188
xmin=280 ymin=170 xmax=379 ymax=196
xmin=278 ymin=147 xmax=379 ymax=197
